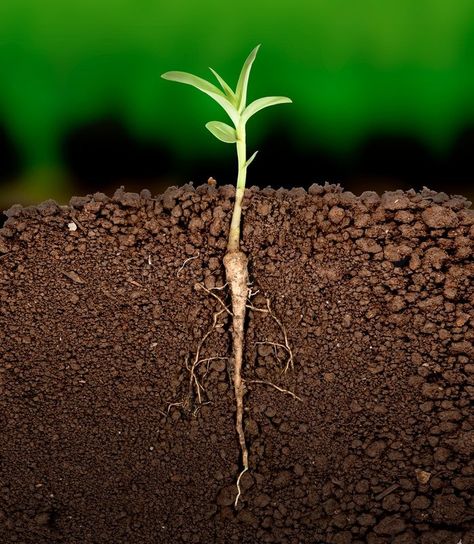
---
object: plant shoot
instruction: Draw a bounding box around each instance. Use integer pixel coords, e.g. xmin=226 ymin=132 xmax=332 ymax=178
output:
xmin=161 ymin=45 xmax=292 ymax=251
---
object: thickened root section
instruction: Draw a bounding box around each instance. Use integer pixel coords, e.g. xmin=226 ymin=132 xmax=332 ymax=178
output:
xmin=223 ymin=250 xmax=249 ymax=507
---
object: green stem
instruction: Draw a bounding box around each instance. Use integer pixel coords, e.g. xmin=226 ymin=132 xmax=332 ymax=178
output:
xmin=227 ymin=123 xmax=247 ymax=253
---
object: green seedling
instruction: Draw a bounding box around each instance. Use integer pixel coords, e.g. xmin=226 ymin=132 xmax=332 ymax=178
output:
xmin=162 ymin=46 xmax=292 ymax=507
xmin=161 ymin=44 xmax=292 ymax=252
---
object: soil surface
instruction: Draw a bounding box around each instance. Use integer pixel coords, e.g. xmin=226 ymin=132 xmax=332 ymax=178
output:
xmin=0 ymin=184 xmax=473 ymax=544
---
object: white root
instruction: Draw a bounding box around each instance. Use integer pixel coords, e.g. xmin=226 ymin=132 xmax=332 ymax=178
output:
xmin=245 ymin=379 xmax=302 ymax=401
xmin=264 ymin=299 xmax=294 ymax=373
xmin=234 ymin=467 xmax=248 ymax=508
xmin=172 ymin=249 xmax=296 ymax=508
xmin=248 ymin=298 xmax=294 ymax=372
xmin=195 ymin=283 xmax=232 ymax=315
xmin=166 ymin=311 xmax=227 ymax=415
xmin=224 ymin=250 xmax=250 ymax=506
xmin=177 ymin=254 xmax=199 ymax=276
xmin=188 ymin=310 xmax=225 ymax=405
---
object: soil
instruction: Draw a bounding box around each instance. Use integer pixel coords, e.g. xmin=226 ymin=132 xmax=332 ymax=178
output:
xmin=0 ymin=184 xmax=473 ymax=544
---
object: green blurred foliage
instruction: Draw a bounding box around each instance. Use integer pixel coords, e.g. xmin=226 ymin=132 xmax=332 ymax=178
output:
xmin=0 ymin=0 xmax=474 ymax=202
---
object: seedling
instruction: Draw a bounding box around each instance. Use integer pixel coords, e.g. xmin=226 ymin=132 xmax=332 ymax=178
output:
xmin=161 ymin=44 xmax=292 ymax=252
xmin=162 ymin=46 xmax=293 ymax=506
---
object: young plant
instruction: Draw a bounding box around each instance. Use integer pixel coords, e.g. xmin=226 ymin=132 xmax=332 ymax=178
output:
xmin=161 ymin=44 xmax=292 ymax=252
xmin=162 ymin=45 xmax=292 ymax=506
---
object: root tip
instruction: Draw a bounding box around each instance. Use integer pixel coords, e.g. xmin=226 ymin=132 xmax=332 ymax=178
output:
xmin=234 ymin=466 xmax=248 ymax=508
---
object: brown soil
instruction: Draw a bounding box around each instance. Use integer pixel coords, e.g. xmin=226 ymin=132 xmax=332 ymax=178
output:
xmin=0 ymin=184 xmax=473 ymax=544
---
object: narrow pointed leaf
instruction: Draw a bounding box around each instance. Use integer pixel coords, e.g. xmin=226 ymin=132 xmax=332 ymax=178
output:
xmin=161 ymin=71 xmax=239 ymax=125
xmin=209 ymin=68 xmax=236 ymax=103
xmin=235 ymin=44 xmax=261 ymax=112
xmin=205 ymin=121 xmax=237 ymax=144
xmin=161 ymin=71 xmax=222 ymax=95
xmin=246 ymin=150 xmax=259 ymax=167
xmin=242 ymin=96 xmax=292 ymax=124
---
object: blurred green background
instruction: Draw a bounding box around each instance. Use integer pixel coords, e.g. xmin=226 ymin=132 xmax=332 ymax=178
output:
xmin=0 ymin=0 xmax=473 ymax=211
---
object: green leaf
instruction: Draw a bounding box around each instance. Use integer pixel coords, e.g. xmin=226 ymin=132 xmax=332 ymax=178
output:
xmin=209 ymin=68 xmax=236 ymax=103
xmin=242 ymin=96 xmax=292 ymax=124
xmin=161 ymin=70 xmax=239 ymax=125
xmin=235 ymin=44 xmax=261 ymax=113
xmin=161 ymin=70 xmax=222 ymax=95
xmin=246 ymin=150 xmax=258 ymax=167
xmin=205 ymin=121 xmax=237 ymax=143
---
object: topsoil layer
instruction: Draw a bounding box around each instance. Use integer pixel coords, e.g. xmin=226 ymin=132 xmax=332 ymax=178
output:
xmin=0 ymin=184 xmax=473 ymax=544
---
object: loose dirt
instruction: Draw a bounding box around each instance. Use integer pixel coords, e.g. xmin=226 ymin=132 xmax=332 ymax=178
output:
xmin=0 ymin=184 xmax=473 ymax=544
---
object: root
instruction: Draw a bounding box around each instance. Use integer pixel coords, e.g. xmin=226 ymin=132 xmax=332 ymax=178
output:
xmin=192 ymin=400 xmax=212 ymax=417
xmin=224 ymin=250 xmax=249 ymax=506
xmin=177 ymin=254 xmax=199 ymax=276
xmin=166 ymin=401 xmax=185 ymax=413
xmin=170 ymin=248 xmax=296 ymax=508
xmin=166 ymin=311 xmax=226 ymax=415
xmin=188 ymin=310 xmax=226 ymax=406
xmin=265 ymin=299 xmax=294 ymax=373
xmin=248 ymin=298 xmax=294 ymax=372
xmin=255 ymin=341 xmax=287 ymax=366
xmin=245 ymin=379 xmax=302 ymax=401
xmin=224 ymin=252 xmax=298 ymax=506
xmin=234 ymin=467 xmax=248 ymax=508
xmin=195 ymin=283 xmax=232 ymax=315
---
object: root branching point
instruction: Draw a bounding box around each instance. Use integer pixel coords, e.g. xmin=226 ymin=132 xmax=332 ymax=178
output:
xmin=195 ymin=283 xmax=232 ymax=315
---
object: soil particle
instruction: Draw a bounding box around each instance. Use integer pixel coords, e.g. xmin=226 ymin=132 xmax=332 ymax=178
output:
xmin=366 ymin=440 xmax=387 ymax=458
xmin=411 ymin=495 xmax=431 ymax=510
xmin=421 ymin=205 xmax=459 ymax=228
xmin=431 ymin=494 xmax=467 ymax=524
xmin=0 ymin=239 xmax=9 ymax=253
xmin=328 ymin=206 xmax=345 ymax=224
xmin=420 ymin=531 xmax=466 ymax=544
xmin=381 ymin=192 xmax=411 ymax=210
xmin=0 ymin=185 xmax=472 ymax=543
xmin=216 ymin=485 xmax=237 ymax=507
xmin=253 ymin=493 xmax=271 ymax=508
xmin=383 ymin=243 xmax=412 ymax=262
xmin=355 ymin=238 xmax=383 ymax=253
xmin=424 ymin=247 xmax=448 ymax=269
xmin=382 ymin=493 xmax=401 ymax=512
xmin=374 ymin=514 xmax=407 ymax=535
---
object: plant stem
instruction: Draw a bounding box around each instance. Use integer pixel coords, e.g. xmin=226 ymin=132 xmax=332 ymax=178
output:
xmin=227 ymin=124 xmax=246 ymax=253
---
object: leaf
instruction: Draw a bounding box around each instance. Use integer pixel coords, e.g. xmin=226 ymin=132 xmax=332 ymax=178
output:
xmin=242 ymin=96 xmax=292 ymax=124
xmin=161 ymin=71 xmax=239 ymax=125
xmin=235 ymin=44 xmax=261 ymax=112
xmin=205 ymin=121 xmax=237 ymax=143
xmin=246 ymin=150 xmax=258 ymax=167
xmin=209 ymin=68 xmax=236 ymax=103
xmin=161 ymin=70 xmax=222 ymax=95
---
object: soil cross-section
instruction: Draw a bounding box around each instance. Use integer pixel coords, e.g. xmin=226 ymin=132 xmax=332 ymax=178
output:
xmin=0 ymin=184 xmax=472 ymax=543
